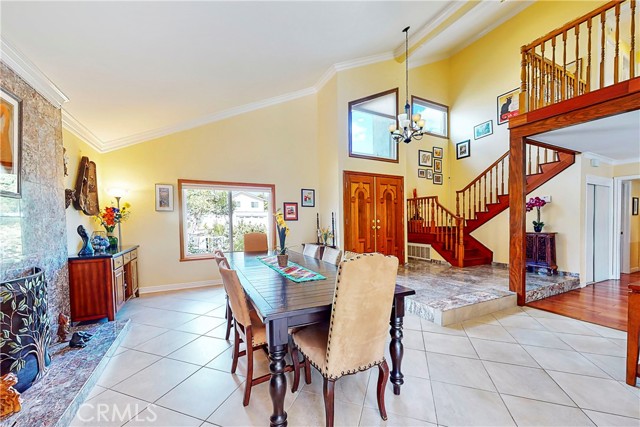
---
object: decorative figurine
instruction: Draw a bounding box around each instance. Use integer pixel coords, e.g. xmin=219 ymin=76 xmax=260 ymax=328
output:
xmin=65 ymin=188 xmax=76 ymax=209
xmin=57 ymin=313 xmax=70 ymax=342
xmin=0 ymin=373 xmax=22 ymax=418
xmin=77 ymin=225 xmax=94 ymax=256
xmin=69 ymin=331 xmax=93 ymax=349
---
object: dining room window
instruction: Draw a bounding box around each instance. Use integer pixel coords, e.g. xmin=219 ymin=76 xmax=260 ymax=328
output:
xmin=178 ymin=179 xmax=275 ymax=260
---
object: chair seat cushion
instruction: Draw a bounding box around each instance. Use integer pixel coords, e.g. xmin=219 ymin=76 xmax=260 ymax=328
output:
xmin=250 ymin=310 xmax=267 ymax=346
xmin=291 ymin=322 xmax=329 ymax=374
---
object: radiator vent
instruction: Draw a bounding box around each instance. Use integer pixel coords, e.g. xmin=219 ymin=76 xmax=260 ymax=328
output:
xmin=408 ymin=243 xmax=431 ymax=261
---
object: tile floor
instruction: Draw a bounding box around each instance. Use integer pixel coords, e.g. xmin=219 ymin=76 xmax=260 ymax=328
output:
xmin=70 ymin=286 xmax=640 ymax=427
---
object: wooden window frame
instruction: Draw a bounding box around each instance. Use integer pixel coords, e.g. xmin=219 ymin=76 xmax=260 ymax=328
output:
xmin=411 ymin=96 xmax=449 ymax=139
xmin=178 ymin=179 xmax=276 ymax=262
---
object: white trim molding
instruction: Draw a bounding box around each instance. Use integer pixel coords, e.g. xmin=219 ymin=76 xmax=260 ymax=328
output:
xmin=137 ymin=279 xmax=222 ymax=295
xmin=62 ymin=110 xmax=103 ymax=152
xmin=583 ymin=151 xmax=640 ymax=166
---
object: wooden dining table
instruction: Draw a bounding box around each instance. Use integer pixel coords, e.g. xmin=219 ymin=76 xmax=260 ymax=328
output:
xmin=226 ymin=250 xmax=416 ymax=427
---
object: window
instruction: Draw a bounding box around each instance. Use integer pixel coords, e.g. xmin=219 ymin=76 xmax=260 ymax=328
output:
xmin=411 ymin=96 xmax=448 ymax=138
xmin=349 ymin=88 xmax=398 ymax=162
xmin=178 ymin=180 xmax=274 ymax=260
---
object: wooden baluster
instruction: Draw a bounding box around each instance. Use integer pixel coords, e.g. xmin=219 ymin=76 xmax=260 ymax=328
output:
xmin=527 ymin=144 xmax=532 ymax=175
xmin=477 ymin=181 xmax=481 ymax=215
xmin=467 ymin=189 xmax=471 ymax=219
xmin=631 ymin=0 xmax=636 ymax=79
xmin=456 ymin=192 xmax=460 ymax=216
xmin=574 ymin=24 xmax=580 ymax=96
xmin=447 ymin=215 xmax=450 ymax=251
xmin=529 ymin=52 xmax=535 ymax=109
xmin=600 ymin=11 xmax=606 ymax=88
xmin=551 ymin=37 xmax=556 ymax=103
xmin=536 ymin=146 xmax=540 ymax=173
xmin=454 ymin=217 xmax=458 ymax=259
xmin=501 ymin=158 xmax=505 ymax=195
xmin=490 ymin=168 xmax=494 ymax=205
xmin=614 ymin=2 xmax=620 ymax=84
xmin=587 ymin=17 xmax=592 ymax=91
xmin=539 ymin=42 xmax=546 ymax=107
xmin=472 ymin=184 xmax=476 ymax=219
xmin=458 ymin=218 xmax=465 ymax=267
xmin=483 ymin=175 xmax=487 ymax=211
xmin=520 ymin=48 xmax=528 ymax=113
xmin=562 ymin=31 xmax=568 ymax=101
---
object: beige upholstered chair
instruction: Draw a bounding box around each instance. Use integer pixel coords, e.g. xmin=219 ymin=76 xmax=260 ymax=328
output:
xmin=321 ymin=247 xmax=342 ymax=265
xmin=213 ymin=250 xmax=233 ymax=340
xmin=244 ymin=232 xmax=268 ymax=252
xmin=342 ymin=250 xmax=360 ymax=260
xmin=303 ymin=243 xmax=322 ymax=259
xmin=291 ymin=253 xmax=399 ymax=427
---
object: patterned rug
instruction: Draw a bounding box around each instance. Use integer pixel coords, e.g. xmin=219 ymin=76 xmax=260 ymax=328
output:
xmin=257 ymin=256 xmax=326 ymax=283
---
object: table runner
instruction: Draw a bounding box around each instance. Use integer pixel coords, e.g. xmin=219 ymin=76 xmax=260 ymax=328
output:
xmin=258 ymin=256 xmax=326 ymax=283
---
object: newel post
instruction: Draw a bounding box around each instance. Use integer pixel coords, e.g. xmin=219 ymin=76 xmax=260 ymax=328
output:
xmin=509 ymin=132 xmax=527 ymax=306
xmin=519 ymin=47 xmax=528 ymax=114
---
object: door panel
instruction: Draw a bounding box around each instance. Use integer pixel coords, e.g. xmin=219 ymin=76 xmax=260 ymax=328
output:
xmin=593 ymin=184 xmax=611 ymax=282
xmin=344 ymin=173 xmax=375 ymax=253
xmin=376 ymin=176 xmax=403 ymax=259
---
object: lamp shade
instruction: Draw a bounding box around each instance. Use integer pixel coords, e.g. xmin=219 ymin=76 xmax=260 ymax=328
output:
xmin=109 ymin=188 xmax=128 ymax=198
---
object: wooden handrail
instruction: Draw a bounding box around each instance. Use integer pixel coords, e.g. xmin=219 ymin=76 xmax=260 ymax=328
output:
xmin=457 ymin=152 xmax=509 ymax=194
xmin=408 ymin=196 xmax=459 ymax=219
xmin=526 ymin=138 xmax=581 ymax=155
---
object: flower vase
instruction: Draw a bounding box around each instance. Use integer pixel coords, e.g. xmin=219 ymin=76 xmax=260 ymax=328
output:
xmin=277 ymin=254 xmax=288 ymax=268
xmin=533 ymin=224 xmax=544 ymax=233
xmin=107 ymin=232 xmax=118 ymax=251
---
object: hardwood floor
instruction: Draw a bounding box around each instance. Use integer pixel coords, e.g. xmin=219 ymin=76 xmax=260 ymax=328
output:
xmin=527 ymin=272 xmax=640 ymax=331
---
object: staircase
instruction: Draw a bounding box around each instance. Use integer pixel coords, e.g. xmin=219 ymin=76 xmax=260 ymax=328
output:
xmin=408 ymin=140 xmax=576 ymax=267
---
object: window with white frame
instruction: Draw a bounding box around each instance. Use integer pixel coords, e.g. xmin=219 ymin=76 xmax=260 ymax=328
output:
xmin=411 ymin=96 xmax=448 ymax=138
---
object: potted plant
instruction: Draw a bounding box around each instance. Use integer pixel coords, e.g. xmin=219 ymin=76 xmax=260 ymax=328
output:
xmin=275 ymin=210 xmax=289 ymax=267
xmin=526 ymin=196 xmax=547 ymax=232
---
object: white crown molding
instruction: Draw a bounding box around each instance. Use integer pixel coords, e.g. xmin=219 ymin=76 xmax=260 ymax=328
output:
xmin=61 ymin=109 xmax=104 ymax=152
xmin=0 ymin=37 xmax=69 ymax=107
xmin=582 ymin=151 xmax=639 ymax=166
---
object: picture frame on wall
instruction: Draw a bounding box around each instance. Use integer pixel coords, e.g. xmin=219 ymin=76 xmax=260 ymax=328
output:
xmin=434 ymin=159 xmax=442 ymax=173
xmin=418 ymin=150 xmax=433 ymax=167
xmin=427 ymin=170 xmax=433 ymax=180
xmin=633 ymin=197 xmax=639 ymax=216
xmin=418 ymin=169 xmax=427 ymax=178
xmin=433 ymin=174 xmax=443 ymax=185
xmin=0 ymin=87 xmax=23 ymax=198
xmin=283 ymin=202 xmax=298 ymax=220
xmin=155 ymin=184 xmax=174 ymax=211
xmin=497 ymin=88 xmax=520 ymax=125
xmin=456 ymin=140 xmax=470 ymax=160
xmin=474 ymin=120 xmax=493 ymax=140
xmin=301 ymin=188 xmax=315 ymax=207
xmin=433 ymin=147 xmax=443 ymax=158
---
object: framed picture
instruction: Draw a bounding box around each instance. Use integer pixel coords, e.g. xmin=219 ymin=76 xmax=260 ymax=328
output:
xmin=1 ymin=87 xmax=23 ymax=198
xmin=283 ymin=202 xmax=298 ymax=221
xmin=301 ymin=188 xmax=315 ymax=207
xmin=418 ymin=150 xmax=433 ymax=167
xmin=633 ymin=197 xmax=639 ymax=216
xmin=427 ymin=170 xmax=433 ymax=180
xmin=434 ymin=159 xmax=442 ymax=173
xmin=433 ymin=147 xmax=443 ymax=158
xmin=497 ymin=88 xmax=520 ymax=125
xmin=456 ymin=140 xmax=470 ymax=160
xmin=474 ymin=120 xmax=493 ymax=140
xmin=433 ymin=174 xmax=443 ymax=185
xmin=418 ymin=169 xmax=427 ymax=178
xmin=155 ymin=184 xmax=174 ymax=211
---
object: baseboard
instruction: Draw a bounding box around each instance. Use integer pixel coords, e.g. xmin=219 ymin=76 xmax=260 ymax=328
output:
xmin=138 ymin=279 xmax=223 ymax=295
xmin=630 ymin=267 xmax=640 ymax=273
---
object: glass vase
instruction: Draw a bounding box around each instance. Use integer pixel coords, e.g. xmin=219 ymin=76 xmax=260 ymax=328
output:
xmin=107 ymin=232 xmax=118 ymax=251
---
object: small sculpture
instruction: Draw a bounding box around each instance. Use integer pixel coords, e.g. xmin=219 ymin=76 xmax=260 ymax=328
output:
xmin=77 ymin=225 xmax=94 ymax=256
xmin=69 ymin=331 xmax=93 ymax=349
xmin=0 ymin=373 xmax=22 ymax=418
xmin=57 ymin=313 xmax=70 ymax=342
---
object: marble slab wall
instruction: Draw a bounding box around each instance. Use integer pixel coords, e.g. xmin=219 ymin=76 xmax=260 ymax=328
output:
xmin=0 ymin=62 xmax=69 ymax=320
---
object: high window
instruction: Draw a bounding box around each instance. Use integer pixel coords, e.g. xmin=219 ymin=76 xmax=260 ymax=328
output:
xmin=349 ymin=88 xmax=399 ymax=163
xmin=411 ymin=96 xmax=448 ymax=139
xmin=178 ymin=180 xmax=274 ymax=260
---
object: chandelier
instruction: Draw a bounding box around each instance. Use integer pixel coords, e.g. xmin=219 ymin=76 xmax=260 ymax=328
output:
xmin=389 ymin=26 xmax=425 ymax=144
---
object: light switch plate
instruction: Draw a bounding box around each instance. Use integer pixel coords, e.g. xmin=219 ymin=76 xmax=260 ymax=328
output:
xmin=541 ymin=195 xmax=552 ymax=203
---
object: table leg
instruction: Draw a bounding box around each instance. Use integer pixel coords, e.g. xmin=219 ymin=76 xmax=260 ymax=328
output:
xmin=267 ymin=319 xmax=289 ymax=427
xmin=389 ymin=316 xmax=404 ymax=395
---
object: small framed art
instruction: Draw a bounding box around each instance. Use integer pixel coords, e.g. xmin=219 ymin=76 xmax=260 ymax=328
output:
xmin=155 ymin=184 xmax=174 ymax=211
xmin=633 ymin=197 xmax=639 ymax=216
xmin=418 ymin=150 xmax=433 ymax=167
xmin=433 ymin=147 xmax=443 ymax=158
xmin=433 ymin=174 xmax=443 ymax=185
xmin=456 ymin=140 xmax=470 ymax=160
xmin=474 ymin=120 xmax=493 ymax=139
xmin=301 ymin=189 xmax=315 ymax=207
xmin=283 ymin=202 xmax=298 ymax=220
xmin=427 ymin=170 xmax=433 ymax=180
xmin=434 ymin=159 xmax=442 ymax=173
xmin=418 ymin=169 xmax=427 ymax=178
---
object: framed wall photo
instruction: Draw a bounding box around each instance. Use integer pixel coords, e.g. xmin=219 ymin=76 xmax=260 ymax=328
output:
xmin=474 ymin=120 xmax=493 ymax=140
xmin=427 ymin=170 xmax=433 ymax=180
xmin=456 ymin=140 xmax=470 ymax=160
xmin=283 ymin=202 xmax=298 ymax=220
xmin=418 ymin=169 xmax=427 ymax=178
xmin=433 ymin=147 xmax=443 ymax=158
xmin=434 ymin=159 xmax=442 ymax=173
xmin=1 ymin=87 xmax=23 ymax=198
xmin=155 ymin=184 xmax=174 ymax=211
xmin=418 ymin=150 xmax=433 ymax=167
xmin=633 ymin=197 xmax=639 ymax=216
xmin=433 ymin=174 xmax=443 ymax=185
xmin=497 ymin=88 xmax=520 ymax=125
xmin=301 ymin=188 xmax=315 ymax=207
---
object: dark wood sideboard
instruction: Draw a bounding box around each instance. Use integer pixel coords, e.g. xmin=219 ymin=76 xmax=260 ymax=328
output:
xmin=525 ymin=232 xmax=557 ymax=275
xmin=68 ymin=245 xmax=139 ymax=322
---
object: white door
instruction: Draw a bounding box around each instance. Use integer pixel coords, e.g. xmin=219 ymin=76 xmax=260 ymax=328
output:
xmin=586 ymin=183 xmax=612 ymax=283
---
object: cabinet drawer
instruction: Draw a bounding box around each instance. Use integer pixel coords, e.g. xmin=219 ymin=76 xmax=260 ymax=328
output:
xmin=123 ymin=252 xmax=131 ymax=264
xmin=113 ymin=256 xmax=124 ymax=270
xmin=131 ymin=249 xmax=138 ymax=260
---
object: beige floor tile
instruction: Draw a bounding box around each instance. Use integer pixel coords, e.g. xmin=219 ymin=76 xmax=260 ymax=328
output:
xmin=427 ymin=352 xmax=495 ymax=391
xmin=133 ymin=330 xmax=199 ymax=357
xmin=97 ymin=349 xmax=161 ymax=388
xmin=286 ymin=390 xmax=362 ymax=427
xmin=363 ymin=374 xmax=437 ymax=424
xmin=495 ymin=314 xmax=545 ymax=330
xmin=112 ymin=358 xmax=200 ymax=402
xmin=548 ymin=370 xmax=640 ymax=419
xmin=522 ymin=307 xmax=568 ymax=319
xmin=483 ymin=361 xmax=574 ymax=405
xmin=556 ymin=333 xmax=627 ymax=357
xmin=581 ymin=323 xmax=628 ymax=340
xmin=155 ymin=299 xmax=223 ymax=315
xmin=423 ymin=332 xmax=478 ymax=358
xmin=401 ymin=328 xmax=425 ymax=351
xmin=420 ymin=319 xmax=466 ymax=336
xmin=432 ymin=382 xmax=515 ymax=427
xmin=84 ymin=385 xmax=107 ymax=400
xmin=462 ymin=322 xmax=517 ymax=343
xmin=167 ymin=336 xmax=231 ymax=366
xmin=301 ymin=368 xmax=371 ymax=406
xmin=462 ymin=314 xmax=500 ymax=326
xmin=206 ymin=345 xmax=270 ymax=378
xmin=130 ymin=307 xmax=199 ymax=329
xmin=583 ymin=410 xmax=640 ymax=426
xmin=119 ymin=323 xmax=169 ymax=349
xmin=494 ymin=306 xmax=528 ymax=317
xmin=523 ymin=345 xmax=610 ymax=378
xmin=173 ymin=316 xmax=226 ymax=335
xmin=358 ymin=407 xmax=436 ymax=427
xmin=387 ymin=347 xmax=429 ymax=380
xmin=403 ymin=314 xmax=422 ymax=331
xmin=123 ymin=404 xmax=203 ymax=426
xmin=70 ymin=389 xmax=149 ymax=427
xmin=505 ymin=328 xmax=572 ymax=350
xmin=204 ymin=305 xmax=228 ymax=318
xmin=204 ymin=322 xmax=234 ymax=340
xmin=536 ymin=317 xmax=600 ymax=336
xmin=501 ymin=394 xmax=595 ymax=426
xmin=156 ymin=368 xmax=243 ymax=420
xmin=471 ymin=339 xmax=539 ymax=368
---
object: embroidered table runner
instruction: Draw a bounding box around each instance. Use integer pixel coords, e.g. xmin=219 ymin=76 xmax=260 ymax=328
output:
xmin=258 ymin=256 xmax=326 ymax=283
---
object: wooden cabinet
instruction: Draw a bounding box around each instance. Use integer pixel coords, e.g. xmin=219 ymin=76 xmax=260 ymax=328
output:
xmin=525 ymin=233 xmax=557 ymax=275
xmin=68 ymin=245 xmax=140 ymax=322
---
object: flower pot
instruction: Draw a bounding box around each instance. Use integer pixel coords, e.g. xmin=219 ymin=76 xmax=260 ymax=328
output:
xmin=533 ymin=224 xmax=544 ymax=232
xmin=277 ymin=254 xmax=288 ymax=268
xmin=107 ymin=233 xmax=118 ymax=251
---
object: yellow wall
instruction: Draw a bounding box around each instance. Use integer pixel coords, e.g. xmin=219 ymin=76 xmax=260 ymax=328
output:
xmin=631 ymin=180 xmax=640 ymax=272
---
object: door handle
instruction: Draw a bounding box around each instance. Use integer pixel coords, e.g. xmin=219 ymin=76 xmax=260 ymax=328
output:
xmin=376 ymin=226 xmax=381 ymax=230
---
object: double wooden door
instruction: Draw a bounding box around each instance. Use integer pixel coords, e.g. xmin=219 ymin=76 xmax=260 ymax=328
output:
xmin=343 ymin=171 xmax=404 ymax=262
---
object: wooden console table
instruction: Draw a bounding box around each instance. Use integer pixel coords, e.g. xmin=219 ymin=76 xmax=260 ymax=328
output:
xmin=525 ymin=232 xmax=557 ymax=275
xmin=627 ymin=283 xmax=640 ymax=386
xmin=68 ymin=245 xmax=139 ymax=322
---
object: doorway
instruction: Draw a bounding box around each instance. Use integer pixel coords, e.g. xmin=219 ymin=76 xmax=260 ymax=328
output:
xmin=585 ymin=176 xmax=613 ymax=283
xmin=613 ymin=175 xmax=640 ymax=279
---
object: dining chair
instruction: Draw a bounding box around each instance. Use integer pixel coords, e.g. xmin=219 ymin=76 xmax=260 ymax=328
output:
xmin=244 ymin=232 xmax=268 ymax=252
xmin=342 ymin=250 xmax=360 ymax=260
xmin=321 ymin=247 xmax=342 ymax=266
xmin=303 ymin=243 xmax=322 ymax=259
xmin=218 ymin=265 xmax=299 ymax=406
xmin=213 ymin=250 xmax=233 ymax=340
xmin=290 ymin=253 xmax=399 ymax=427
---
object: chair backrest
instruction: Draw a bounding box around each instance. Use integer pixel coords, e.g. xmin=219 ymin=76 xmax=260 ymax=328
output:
xmin=324 ymin=253 xmax=398 ymax=379
xmin=213 ymin=250 xmax=230 ymax=269
xmin=303 ymin=244 xmax=321 ymax=259
xmin=244 ymin=232 xmax=268 ymax=252
xmin=218 ymin=266 xmax=252 ymax=328
xmin=321 ymin=247 xmax=342 ymax=266
xmin=342 ymin=250 xmax=360 ymax=260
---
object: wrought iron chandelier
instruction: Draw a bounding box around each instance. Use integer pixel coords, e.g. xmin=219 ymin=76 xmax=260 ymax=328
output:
xmin=389 ymin=26 xmax=426 ymax=144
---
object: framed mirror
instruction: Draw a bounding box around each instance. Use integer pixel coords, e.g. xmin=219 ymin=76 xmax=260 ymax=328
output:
xmin=348 ymin=88 xmax=398 ymax=163
xmin=1 ymin=87 xmax=22 ymax=198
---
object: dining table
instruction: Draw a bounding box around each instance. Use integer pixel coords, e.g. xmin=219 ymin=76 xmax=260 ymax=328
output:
xmin=226 ymin=250 xmax=416 ymax=427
